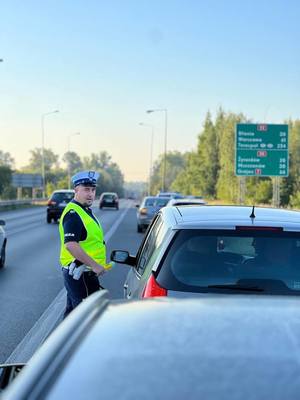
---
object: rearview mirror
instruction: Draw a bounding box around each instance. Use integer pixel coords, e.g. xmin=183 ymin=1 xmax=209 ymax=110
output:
xmin=110 ymin=250 xmax=136 ymax=266
xmin=0 ymin=220 xmax=5 ymax=226
xmin=111 ymin=250 xmax=130 ymax=263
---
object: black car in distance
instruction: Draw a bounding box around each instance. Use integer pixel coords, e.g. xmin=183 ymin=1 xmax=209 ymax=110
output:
xmin=46 ymin=190 xmax=75 ymax=223
xmin=99 ymin=192 xmax=119 ymax=210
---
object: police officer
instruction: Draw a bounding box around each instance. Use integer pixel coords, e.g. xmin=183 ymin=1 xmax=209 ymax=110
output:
xmin=59 ymin=170 xmax=109 ymax=318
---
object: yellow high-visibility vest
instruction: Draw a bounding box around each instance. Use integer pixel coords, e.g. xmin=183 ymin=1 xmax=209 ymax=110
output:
xmin=59 ymin=201 xmax=106 ymax=268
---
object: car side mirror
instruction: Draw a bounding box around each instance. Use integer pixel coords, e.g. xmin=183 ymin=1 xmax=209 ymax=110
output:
xmin=135 ymin=204 xmax=140 ymax=208
xmin=110 ymin=250 xmax=136 ymax=267
xmin=0 ymin=220 xmax=5 ymax=226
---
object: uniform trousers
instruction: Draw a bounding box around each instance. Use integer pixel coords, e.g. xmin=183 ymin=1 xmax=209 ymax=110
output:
xmin=62 ymin=268 xmax=100 ymax=318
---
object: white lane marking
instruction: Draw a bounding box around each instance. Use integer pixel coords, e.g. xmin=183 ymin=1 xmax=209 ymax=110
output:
xmin=5 ymin=200 xmax=133 ymax=363
xmin=105 ymin=203 xmax=130 ymax=242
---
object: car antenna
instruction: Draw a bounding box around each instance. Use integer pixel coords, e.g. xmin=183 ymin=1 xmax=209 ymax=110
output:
xmin=250 ymin=205 xmax=255 ymax=219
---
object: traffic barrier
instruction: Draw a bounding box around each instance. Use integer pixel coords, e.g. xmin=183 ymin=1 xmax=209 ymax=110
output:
xmin=0 ymin=199 xmax=47 ymax=209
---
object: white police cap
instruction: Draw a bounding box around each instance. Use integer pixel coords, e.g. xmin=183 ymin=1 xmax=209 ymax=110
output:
xmin=71 ymin=170 xmax=100 ymax=187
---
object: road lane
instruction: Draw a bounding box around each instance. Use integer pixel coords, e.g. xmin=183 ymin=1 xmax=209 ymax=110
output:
xmin=0 ymin=199 xmax=142 ymax=362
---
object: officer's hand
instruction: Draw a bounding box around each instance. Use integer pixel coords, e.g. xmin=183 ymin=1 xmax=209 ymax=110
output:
xmin=104 ymin=261 xmax=116 ymax=270
xmin=92 ymin=265 xmax=106 ymax=276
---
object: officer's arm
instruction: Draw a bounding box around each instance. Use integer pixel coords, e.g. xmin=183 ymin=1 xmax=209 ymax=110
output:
xmin=65 ymin=241 xmax=105 ymax=276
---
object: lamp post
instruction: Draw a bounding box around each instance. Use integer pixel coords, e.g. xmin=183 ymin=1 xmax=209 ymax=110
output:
xmin=41 ymin=110 xmax=59 ymax=198
xmin=139 ymin=123 xmax=154 ymax=196
xmin=67 ymin=132 xmax=80 ymax=189
xmin=146 ymin=108 xmax=168 ymax=192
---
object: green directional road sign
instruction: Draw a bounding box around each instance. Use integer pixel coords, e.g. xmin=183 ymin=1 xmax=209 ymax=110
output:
xmin=235 ymin=123 xmax=289 ymax=177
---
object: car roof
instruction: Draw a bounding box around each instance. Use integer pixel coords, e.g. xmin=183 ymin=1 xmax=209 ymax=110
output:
xmin=6 ymin=291 xmax=300 ymax=399
xmin=160 ymin=205 xmax=300 ymax=231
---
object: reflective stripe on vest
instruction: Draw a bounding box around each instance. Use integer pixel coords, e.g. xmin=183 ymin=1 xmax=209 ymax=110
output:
xmin=59 ymin=202 xmax=106 ymax=267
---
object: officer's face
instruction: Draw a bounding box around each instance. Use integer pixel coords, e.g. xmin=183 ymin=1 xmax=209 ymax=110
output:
xmin=74 ymin=185 xmax=96 ymax=206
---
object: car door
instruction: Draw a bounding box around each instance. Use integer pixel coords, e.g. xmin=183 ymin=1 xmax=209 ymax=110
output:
xmin=124 ymin=215 xmax=163 ymax=299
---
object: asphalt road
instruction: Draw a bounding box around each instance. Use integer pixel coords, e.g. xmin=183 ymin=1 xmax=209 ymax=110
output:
xmin=0 ymin=199 xmax=143 ymax=363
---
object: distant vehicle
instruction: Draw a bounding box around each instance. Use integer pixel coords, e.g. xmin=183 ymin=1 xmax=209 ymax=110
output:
xmin=46 ymin=190 xmax=75 ymax=223
xmin=99 ymin=192 xmax=119 ymax=210
xmin=166 ymin=197 xmax=207 ymax=206
xmin=185 ymin=195 xmax=204 ymax=199
xmin=136 ymin=196 xmax=169 ymax=232
xmin=0 ymin=219 xmax=7 ymax=268
xmin=112 ymin=205 xmax=300 ymax=299
xmin=3 ymin=291 xmax=300 ymax=400
xmin=156 ymin=192 xmax=183 ymax=199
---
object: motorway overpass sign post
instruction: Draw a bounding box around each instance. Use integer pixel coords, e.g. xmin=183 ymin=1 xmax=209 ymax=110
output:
xmin=235 ymin=123 xmax=289 ymax=206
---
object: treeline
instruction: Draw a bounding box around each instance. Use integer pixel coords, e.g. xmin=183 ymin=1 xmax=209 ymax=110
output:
xmin=0 ymin=149 xmax=124 ymax=198
xmin=150 ymin=108 xmax=300 ymax=207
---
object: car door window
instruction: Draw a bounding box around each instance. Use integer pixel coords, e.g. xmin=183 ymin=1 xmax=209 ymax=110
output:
xmin=136 ymin=216 xmax=163 ymax=275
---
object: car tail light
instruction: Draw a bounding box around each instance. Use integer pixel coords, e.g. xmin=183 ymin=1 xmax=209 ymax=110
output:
xmin=140 ymin=207 xmax=148 ymax=215
xmin=142 ymin=274 xmax=167 ymax=298
xmin=47 ymin=200 xmax=57 ymax=206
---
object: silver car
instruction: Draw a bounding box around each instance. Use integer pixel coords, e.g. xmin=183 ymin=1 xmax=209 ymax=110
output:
xmin=3 ymin=291 xmax=300 ymax=399
xmin=136 ymin=196 xmax=169 ymax=232
xmin=0 ymin=219 xmax=6 ymax=268
xmin=112 ymin=205 xmax=300 ymax=299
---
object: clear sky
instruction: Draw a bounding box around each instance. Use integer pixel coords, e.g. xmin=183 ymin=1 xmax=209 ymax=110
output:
xmin=1 ymin=0 xmax=300 ymax=181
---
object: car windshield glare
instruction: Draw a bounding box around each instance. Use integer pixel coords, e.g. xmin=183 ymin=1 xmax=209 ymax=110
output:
xmin=157 ymin=229 xmax=300 ymax=294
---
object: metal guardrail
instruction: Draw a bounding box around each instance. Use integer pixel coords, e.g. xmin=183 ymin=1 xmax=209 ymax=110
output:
xmin=0 ymin=199 xmax=47 ymax=208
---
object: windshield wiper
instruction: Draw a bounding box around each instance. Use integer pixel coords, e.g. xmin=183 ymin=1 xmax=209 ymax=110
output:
xmin=207 ymin=284 xmax=264 ymax=292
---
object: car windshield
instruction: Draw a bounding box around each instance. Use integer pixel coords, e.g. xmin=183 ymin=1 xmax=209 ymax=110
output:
xmin=51 ymin=193 xmax=74 ymax=202
xmin=144 ymin=198 xmax=169 ymax=207
xmin=103 ymin=194 xmax=116 ymax=200
xmin=155 ymin=198 xmax=169 ymax=207
xmin=157 ymin=229 xmax=300 ymax=295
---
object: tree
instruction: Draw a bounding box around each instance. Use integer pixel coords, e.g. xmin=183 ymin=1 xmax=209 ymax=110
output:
xmin=62 ymin=151 xmax=83 ymax=176
xmin=150 ymin=151 xmax=187 ymax=194
xmin=83 ymin=152 xmax=124 ymax=196
xmin=0 ymin=150 xmax=14 ymax=168
xmin=82 ymin=151 xmax=112 ymax=170
xmin=105 ymin=163 xmax=124 ymax=196
xmin=26 ymin=148 xmax=59 ymax=173
xmin=281 ymin=119 xmax=300 ymax=206
xmin=245 ymin=177 xmax=272 ymax=204
xmin=196 ymin=112 xmax=219 ymax=197
xmin=216 ymin=112 xmax=245 ymax=202
xmin=172 ymin=152 xmax=202 ymax=195
xmin=0 ymin=165 xmax=12 ymax=198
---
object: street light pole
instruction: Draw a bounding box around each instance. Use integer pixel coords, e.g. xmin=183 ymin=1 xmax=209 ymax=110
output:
xmin=139 ymin=123 xmax=154 ymax=196
xmin=146 ymin=108 xmax=168 ymax=192
xmin=41 ymin=110 xmax=59 ymax=198
xmin=67 ymin=132 xmax=80 ymax=190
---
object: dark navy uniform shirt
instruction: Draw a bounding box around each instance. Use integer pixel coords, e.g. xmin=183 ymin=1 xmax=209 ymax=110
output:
xmin=63 ymin=200 xmax=100 ymax=243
